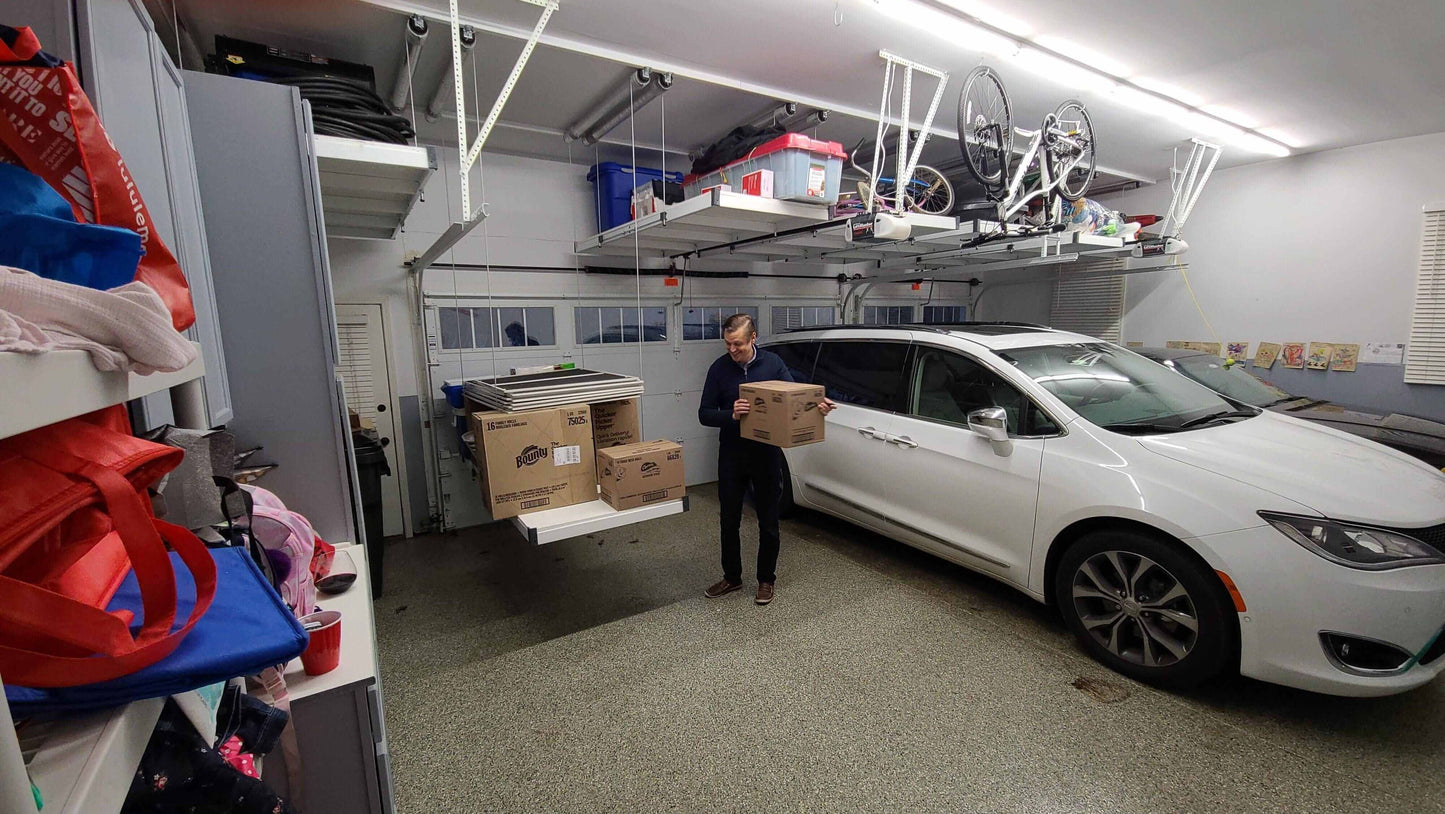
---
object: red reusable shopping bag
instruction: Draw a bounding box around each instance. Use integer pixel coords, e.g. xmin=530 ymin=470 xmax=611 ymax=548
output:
xmin=0 ymin=26 xmax=195 ymax=331
xmin=0 ymin=407 xmax=216 ymax=687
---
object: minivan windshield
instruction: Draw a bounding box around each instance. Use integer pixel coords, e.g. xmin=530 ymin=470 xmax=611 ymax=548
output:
xmin=998 ymin=343 xmax=1253 ymax=433
xmin=1166 ymin=354 xmax=1294 ymax=408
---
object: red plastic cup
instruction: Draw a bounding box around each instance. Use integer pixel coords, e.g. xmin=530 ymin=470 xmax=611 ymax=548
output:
xmin=299 ymin=610 xmax=342 ymax=676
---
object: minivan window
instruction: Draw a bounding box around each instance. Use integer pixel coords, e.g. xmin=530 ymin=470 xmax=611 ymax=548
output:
xmin=813 ymin=341 xmax=909 ymax=411
xmin=999 ymin=343 xmax=1249 ymax=432
xmin=769 ymin=341 xmax=819 ymax=383
xmin=911 ymin=349 xmax=1057 ymax=436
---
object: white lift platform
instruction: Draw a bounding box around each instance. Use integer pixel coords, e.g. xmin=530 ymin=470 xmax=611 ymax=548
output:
xmin=512 ymin=495 xmax=690 ymax=545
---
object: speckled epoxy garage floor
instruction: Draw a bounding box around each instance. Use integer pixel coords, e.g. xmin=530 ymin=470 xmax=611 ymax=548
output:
xmin=372 ymin=484 xmax=1445 ymax=813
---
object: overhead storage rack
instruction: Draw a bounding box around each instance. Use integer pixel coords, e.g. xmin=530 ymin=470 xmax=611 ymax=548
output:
xmin=572 ymin=190 xmax=1165 ymax=275
xmin=312 ymin=134 xmax=435 ymax=240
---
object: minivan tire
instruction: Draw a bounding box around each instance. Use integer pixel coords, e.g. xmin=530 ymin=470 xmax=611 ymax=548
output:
xmin=1054 ymin=529 xmax=1235 ymax=689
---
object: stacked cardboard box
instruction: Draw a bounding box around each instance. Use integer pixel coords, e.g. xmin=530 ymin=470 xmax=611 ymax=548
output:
xmin=590 ymin=398 xmax=640 ymax=450
xmin=468 ymin=404 xmax=597 ymax=520
xmin=596 ymin=440 xmax=686 ymax=510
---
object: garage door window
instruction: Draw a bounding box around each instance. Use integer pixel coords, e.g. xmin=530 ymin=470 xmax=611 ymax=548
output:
xmin=771 ymin=306 xmax=834 ymax=333
xmin=575 ymin=306 xmax=668 ymax=344
xmin=812 ymin=340 xmax=909 ymax=411
xmin=864 ymin=305 xmax=914 ymax=325
xmin=685 ymin=305 xmax=759 ymax=340
xmin=437 ymin=306 xmax=555 ymax=349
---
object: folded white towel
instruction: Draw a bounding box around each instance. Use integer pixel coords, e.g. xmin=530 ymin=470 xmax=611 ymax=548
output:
xmin=0 ymin=266 xmax=198 ymax=373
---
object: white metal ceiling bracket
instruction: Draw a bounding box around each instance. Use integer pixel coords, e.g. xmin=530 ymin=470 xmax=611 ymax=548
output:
xmin=874 ymin=50 xmax=948 ymax=212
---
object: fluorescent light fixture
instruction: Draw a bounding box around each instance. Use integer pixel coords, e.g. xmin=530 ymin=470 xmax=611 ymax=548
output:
xmin=935 ymin=0 xmax=1032 ymax=35
xmin=875 ymin=0 xmax=1019 ymax=57
xmin=1131 ymin=77 xmax=1206 ymax=108
xmin=1183 ymin=111 xmax=1243 ymax=140
xmin=1032 ymin=35 xmax=1129 ymax=77
xmin=1230 ymin=131 xmax=1291 ymax=157
xmin=1257 ymin=127 xmax=1305 ymax=149
xmin=1110 ymin=85 xmax=1190 ymax=119
xmin=1012 ymin=46 xmax=1115 ymax=92
xmin=1200 ymin=104 xmax=1258 ymax=129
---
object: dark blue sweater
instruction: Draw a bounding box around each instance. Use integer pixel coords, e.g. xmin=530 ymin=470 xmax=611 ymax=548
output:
xmin=698 ymin=348 xmax=795 ymax=446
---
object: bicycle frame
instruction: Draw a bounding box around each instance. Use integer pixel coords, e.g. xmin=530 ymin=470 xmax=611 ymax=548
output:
xmin=994 ymin=114 xmax=1089 ymax=223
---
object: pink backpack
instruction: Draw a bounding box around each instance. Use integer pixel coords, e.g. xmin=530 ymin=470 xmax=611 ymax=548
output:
xmin=242 ymin=486 xmax=318 ymax=618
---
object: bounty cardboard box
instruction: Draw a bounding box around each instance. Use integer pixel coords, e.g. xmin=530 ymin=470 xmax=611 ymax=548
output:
xmin=595 ymin=440 xmax=685 ymax=511
xmin=738 ymin=381 xmax=827 ymax=448
xmin=590 ymin=398 xmax=641 ymax=450
xmin=470 ymin=404 xmax=596 ymax=520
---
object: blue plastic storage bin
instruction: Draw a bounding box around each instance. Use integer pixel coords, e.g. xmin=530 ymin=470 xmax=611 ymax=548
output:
xmin=587 ymin=162 xmax=685 ymax=233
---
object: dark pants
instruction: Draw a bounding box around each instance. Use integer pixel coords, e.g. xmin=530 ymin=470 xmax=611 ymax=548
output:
xmin=718 ymin=440 xmax=783 ymax=584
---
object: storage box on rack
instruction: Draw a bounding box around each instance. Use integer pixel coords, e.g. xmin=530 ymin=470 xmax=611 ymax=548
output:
xmin=591 ymin=398 xmax=641 ymax=450
xmin=741 ymin=169 xmax=774 ymax=198
xmin=469 ymin=404 xmax=597 ymax=520
xmin=587 ymin=163 xmax=685 ymax=232
xmin=630 ymin=179 xmax=684 ymax=219
xmin=738 ymin=381 xmax=827 ymax=448
xmin=596 ymin=440 xmax=685 ymax=511
xmin=683 ymin=135 xmax=845 ymax=205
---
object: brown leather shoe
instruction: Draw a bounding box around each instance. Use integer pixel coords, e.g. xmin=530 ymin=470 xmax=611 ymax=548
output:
xmin=755 ymin=582 xmax=775 ymax=605
xmin=705 ymin=579 xmax=742 ymax=599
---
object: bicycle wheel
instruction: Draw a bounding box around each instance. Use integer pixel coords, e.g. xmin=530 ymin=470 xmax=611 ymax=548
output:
xmin=1050 ymin=100 xmax=1096 ymax=201
xmin=957 ymin=66 xmax=1012 ymax=189
xmin=906 ymin=166 xmax=954 ymax=214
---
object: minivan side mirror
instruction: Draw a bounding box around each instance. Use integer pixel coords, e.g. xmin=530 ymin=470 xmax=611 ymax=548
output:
xmin=967 ymin=406 xmax=1010 ymax=444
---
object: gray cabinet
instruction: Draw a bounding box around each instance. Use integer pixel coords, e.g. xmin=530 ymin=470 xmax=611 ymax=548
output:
xmin=64 ymin=0 xmax=233 ymax=428
xmin=184 ymin=71 xmax=360 ymax=545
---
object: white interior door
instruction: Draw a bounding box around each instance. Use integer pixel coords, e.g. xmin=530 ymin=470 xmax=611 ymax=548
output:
xmin=336 ymin=303 xmax=405 ymax=537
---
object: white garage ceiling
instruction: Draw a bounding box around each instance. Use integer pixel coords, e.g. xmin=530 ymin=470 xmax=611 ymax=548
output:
xmin=174 ymin=0 xmax=1445 ymax=185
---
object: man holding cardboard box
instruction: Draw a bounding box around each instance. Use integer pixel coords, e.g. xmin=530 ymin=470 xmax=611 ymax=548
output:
xmin=697 ymin=314 xmax=834 ymax=605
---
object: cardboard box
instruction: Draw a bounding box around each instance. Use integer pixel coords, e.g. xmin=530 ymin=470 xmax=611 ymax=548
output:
xmin=469 ymin=404 xmax=597 ymax=520
xmin=738 ymin=381 xmax=827 ymax=448
xmin=591 ymin=398 xmax=641 ymax=450
xmin=596 ymin=440 xmax=685 ymax=511
xmin=741 ymin=169 xmax=774 ymax=198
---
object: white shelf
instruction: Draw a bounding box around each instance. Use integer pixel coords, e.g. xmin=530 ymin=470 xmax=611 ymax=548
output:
xmin=512 ymin=495 xmax=690 ymax=545
xmin=571 ymin=193 xmax=1148 ymax=274
xmin=283 ymin=542 xmax=378 ymax=702
xmin=312 ymin=135 xmax=435 ymax=240
xmin=0 ymin=341 xmax=205 ymax=440
xmin=22 ymin=697 xmax=164 ymax=814
xmin=575 ymin=189 xmax=834 ymax=259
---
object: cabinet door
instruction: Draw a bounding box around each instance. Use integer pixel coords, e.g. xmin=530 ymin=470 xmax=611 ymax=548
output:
xmin=75 ymin=0 xmax=175 ymax=429
xmin=152 ymin=40 xmax=232 ymax=426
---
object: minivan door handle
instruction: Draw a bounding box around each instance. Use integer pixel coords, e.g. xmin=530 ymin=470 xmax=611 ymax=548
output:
xmin=858 ymin=426 xmax=886 ymax=440
xmin=886 ymin=435 xmax=919 ymax=449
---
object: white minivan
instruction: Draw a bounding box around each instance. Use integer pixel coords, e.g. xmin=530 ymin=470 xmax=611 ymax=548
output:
xmin=763 ymin=324 xmax=1445 ymax=696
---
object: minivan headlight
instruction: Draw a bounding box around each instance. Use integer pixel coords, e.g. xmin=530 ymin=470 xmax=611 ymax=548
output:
xmin=1259 ymin=512 xmax=1445 ymax=570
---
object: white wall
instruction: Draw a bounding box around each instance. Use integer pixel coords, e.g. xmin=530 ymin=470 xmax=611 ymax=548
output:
xmin=329 ymin=147 xmax=966 ymax=531
xmin=1106 ymin=131 xmax=1444 ymax=350
xmin=1102 ymin=130 xmax=1445 ymax=418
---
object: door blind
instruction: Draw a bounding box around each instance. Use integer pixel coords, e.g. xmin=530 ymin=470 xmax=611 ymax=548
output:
xmin=337 ymin=322 xmax=377 ymax=420
xmin=1406 ymin=207 xmax=1445 ymax=384
xmin=1050 ymin=263 xmax=1126 ymax=342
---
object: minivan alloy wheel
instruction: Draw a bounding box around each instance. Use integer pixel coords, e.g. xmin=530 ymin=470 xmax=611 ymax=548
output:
xmin=1071 ymin=551 xmax=1199 ymax=668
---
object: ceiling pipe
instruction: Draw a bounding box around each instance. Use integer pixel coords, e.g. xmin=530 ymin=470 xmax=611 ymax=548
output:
xmin=743 ymin=100 xmax=798 ymax=130
xmin=564 ymin=67 xmax=653 ymax=143
xmin=388 ymin=14 xmax=429 ymax=112
xmin=424 ymin=24 xmax=475 ymax=122
xmin=578 ymin=70 xmax=673 ymax=145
